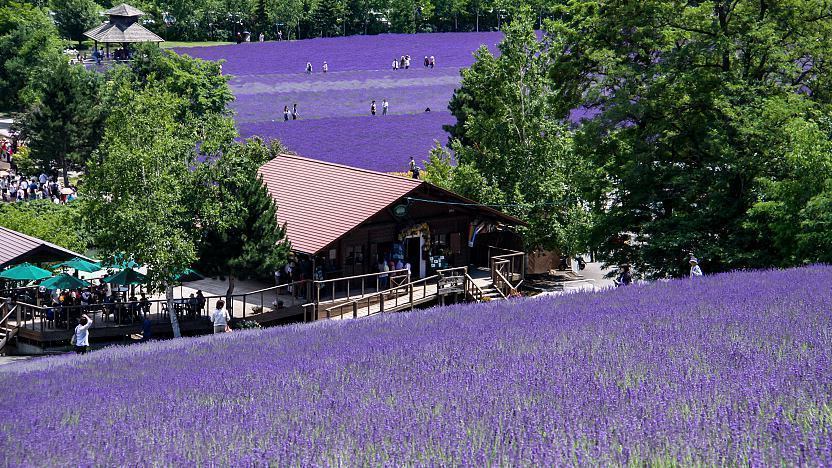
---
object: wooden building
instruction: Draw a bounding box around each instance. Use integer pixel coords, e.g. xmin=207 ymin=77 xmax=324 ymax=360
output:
xmin=258 ymin=154 xmax=523 ymax=279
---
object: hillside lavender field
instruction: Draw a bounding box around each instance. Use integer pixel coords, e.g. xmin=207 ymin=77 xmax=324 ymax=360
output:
xmin=176 ymin=33 xmax=503 ymax=172
xmin=2 ymin=266 xmax=832 ymax=465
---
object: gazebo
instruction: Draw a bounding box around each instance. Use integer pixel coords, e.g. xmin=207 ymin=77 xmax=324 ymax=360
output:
xmin=84 ymin=3 xmax=163 ymax=60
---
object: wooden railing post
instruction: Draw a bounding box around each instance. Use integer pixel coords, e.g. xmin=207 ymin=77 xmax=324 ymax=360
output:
xmin=409 ymin=284 xmax=414 ymax=310
xmin=352 ymin=302 xmax=358 ymax=319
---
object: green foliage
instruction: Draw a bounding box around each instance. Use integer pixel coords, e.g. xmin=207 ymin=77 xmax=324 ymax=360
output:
xmin=18 ymin=60 xmax=105 ymax=184
xmin=194 ymin=138 xmax=291 ymax=291
xmin=0 ymin=200 xmax=87 ymax=253
xmin=0 ymin=2 xmax=64 ymax=111
xmin=82 ymin=77 xmax=233 ymax=292
xmin=129 ymin=44 xmax=234 ymax=118
xmin=436 ymin=10 xmax=593 ymax=254
xmin=51 ymin=0 xmax=101 ymax=44
xmin=312 ymin=0 xmax=347 ymax=36
xmin=547 ymin=0 xmax=832 ymax=277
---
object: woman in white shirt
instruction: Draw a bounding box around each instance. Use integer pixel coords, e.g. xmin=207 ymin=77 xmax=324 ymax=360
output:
xmin=211 ymin=300 xmax=231 ymax=334
xmin=74 ymin=314 xmax=93 ymax=354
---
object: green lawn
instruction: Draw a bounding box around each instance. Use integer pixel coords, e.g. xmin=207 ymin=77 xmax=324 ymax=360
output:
xmin=161 ymin=41 xmax=234 ymax=49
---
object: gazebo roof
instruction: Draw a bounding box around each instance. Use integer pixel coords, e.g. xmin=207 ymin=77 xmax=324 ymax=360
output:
xmin=84 ymin=19 xmax=164 ymax=43
xmin=105 ymin=3 xmax=146 ymax=17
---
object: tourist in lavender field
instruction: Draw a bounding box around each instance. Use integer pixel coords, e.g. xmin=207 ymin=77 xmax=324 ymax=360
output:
xmin=305 ymin=62 xmax=312 ymax=74
xmin=424 ymin=56 xmax=429 ymax=67
xmin=399 ymin=56 xmax=405 ymax=69
xmin=405 ymin=55 xmax=411 ymax=69
xmin=370 ymin=100 xmax=376 ymax=116
xmin=292 ymin=103 xmax=298 ymax=120
xmin=277 ymin=30 xmax=282 ymax=41
xmin=690 ymin=257 xmax=703 ymax=278
xmin=430 ymin=55 xmax=436 ymax=68
xmin=259 ymin=32 xmax=264 ymax=42
xmin=392 ymin=58 xmax=399 ymax=70
xmin=283 ymin=105 xmax=289 ymax=121
xmin=73 ymin=314 xmax=93 ymax=354
xmin=615 ymin=264 xmax=633 ymax=286
xmin=409 ymin=157 xmax=417 ymax=176
xmin=211 ymin=300 xmax=230 ymax=334
xmin=382 ymin=99 xmax=388 ymax=115
xmin=322 ymin=61 xmax=328 ymax=73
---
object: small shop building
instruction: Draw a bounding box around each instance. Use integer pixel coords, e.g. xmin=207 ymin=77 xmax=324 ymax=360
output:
xmin=258 ymin=154 xmax=523 ymax=280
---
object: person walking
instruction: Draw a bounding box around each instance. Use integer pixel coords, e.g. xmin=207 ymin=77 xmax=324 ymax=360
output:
xmin=284 ymin=105 xmax=290 ymax=121
xmin=73 ymin=314 xmax=93 ymax=354
xmin=382 ymin=99 xmax=388 ymax=115
xmin=211 ymin=300 xmax=230 ymax=334
xmin=322 ymin=61 xmax=328 ymax=73
xmin=392 ymin=58 xmax=399 ymax=70
xmin=429 ymin=55 xmax=435 ymax=68
xmin=305 ymin=62 xmax=313 ymax=74
xmin=370 ymin=100 xmax=377 ymax=116
xmin=616 ymin=264 xmax=633 ymax=286
xmin=424 ymin=56 xmax=429 ymax=68
xmin=689 ymin=256 xmax=703 ymax=278
xmin=259 ymin=32 xmax=265 ymax=42
xmin=292 ymin=103 xmax=298 ymax=120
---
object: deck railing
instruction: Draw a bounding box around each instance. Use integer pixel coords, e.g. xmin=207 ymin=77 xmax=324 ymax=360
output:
xmin=319 ymin=274 xmax=440 ymax=320
xmin=489 ymin=247 xmax=526 ymax=297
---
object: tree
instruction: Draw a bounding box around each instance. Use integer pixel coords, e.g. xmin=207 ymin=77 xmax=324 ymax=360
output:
xmin=0 ymin=2 xmax=64 ymax=111
xmin=194 ymin=138 xmax=291 ymax=305
xmin=312 ymin=0 xmax=346 ymax=36
xmin=546 ymin=0 xmax=832 ymax=277
xmin=0 ymin=200 xmax=87 ymax=252
xmin=52 ymin=0 xmax=101 ymax=45
xmin=433 ymin=10 xmax=593 ymax=254
xmin=130 ymin=44 xmax=234 ymax=118
xmin=83 ymin=80 xmax=235 ymax=337
xmin=18 ymin=60 xmax=105 ymax=185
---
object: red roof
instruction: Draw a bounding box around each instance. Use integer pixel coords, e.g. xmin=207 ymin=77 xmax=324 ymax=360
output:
xmin=0 ymin=226 xmax=91 ymax=269
xmin=258 ymin=154 xmax=422 ymax=254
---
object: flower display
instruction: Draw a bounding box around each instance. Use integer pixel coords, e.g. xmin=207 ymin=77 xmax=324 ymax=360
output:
xmin=175 ymin=33 xmax=504 ymax=172
xmin=2 ymin=266 xmax=832 ymax=465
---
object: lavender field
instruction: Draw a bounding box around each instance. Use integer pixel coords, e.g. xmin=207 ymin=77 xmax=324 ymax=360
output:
xmin=3 ymin=266 xmax=832 ymax=465
xmin=176 ymin=33 xmax=503 ymax=172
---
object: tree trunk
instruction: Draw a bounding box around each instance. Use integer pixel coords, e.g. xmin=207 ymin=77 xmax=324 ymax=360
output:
xmin=166 ymin=285 xmax=181 ymax=338
xmin=476 ymin=10 xmax=479 ymax=32
xmin=225 ymin=275 xmax=235 ymax=316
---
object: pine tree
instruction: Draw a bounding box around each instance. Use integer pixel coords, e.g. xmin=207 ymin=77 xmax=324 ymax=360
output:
xmin=18 ymin=60 xmax=104 ymax=184
xmin=312 ymin=0 xmax=346 ymax=37
xmin=195 ymin=140 xmax=291 ymax=303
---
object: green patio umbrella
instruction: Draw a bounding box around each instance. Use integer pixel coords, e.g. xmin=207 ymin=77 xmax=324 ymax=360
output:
xmin=55 ymin=257 xmax=102 ymax=273
xmin=40 ymin=273 xmax=90 ymax=290
xmin=102 ymin=268 xmax=147 ymax=286
xmin=0 ymin=263 xmax=53 ymax=281
xmin=174 ymin=268 xmax=204 ymax=282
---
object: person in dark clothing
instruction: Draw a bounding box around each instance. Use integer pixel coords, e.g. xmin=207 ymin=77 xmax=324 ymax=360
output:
xmin=616 ymin=265 xmax=633 ymax=287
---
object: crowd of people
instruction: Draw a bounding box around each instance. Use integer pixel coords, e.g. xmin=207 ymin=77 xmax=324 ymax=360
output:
xmin=615 ymin=255 xmax=704 ymax=286
xmin=0 ymin=169 xmax=76 ymax=203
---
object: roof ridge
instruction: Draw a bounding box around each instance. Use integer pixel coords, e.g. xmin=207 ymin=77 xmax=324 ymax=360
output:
xmin=275 ymin=153 xmax=422 ymax=185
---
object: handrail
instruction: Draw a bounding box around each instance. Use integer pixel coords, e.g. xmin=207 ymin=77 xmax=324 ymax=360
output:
xmin=464 ymin=274 xmax=486 ymax=302
xmin=492 ymin=269 xmax=511 ymax=299
xmin=324 ymin=274 xmax=440 ymax=319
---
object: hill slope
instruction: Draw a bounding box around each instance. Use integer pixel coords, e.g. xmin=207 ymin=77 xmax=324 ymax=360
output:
xmin=2 ymin=267 xmax=832 ymax=465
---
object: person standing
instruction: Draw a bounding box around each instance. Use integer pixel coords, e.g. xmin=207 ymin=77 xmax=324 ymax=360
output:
xmin=404 ymin=55 xmax=410 ymax=69
xmin=616 ymin=265 xmax=633 ymax=286
xmin=689 ymin=257 xmax=703 ymax=278
xmin=382 ymin=99 xmax=388 ymax=115
xmin=424 ymin=56 xmax=429 ymax=68
xmin=370 ymin=100 xmax=377 ymax=116
xmin=284 ymin=105 xmax=290 ymax=121
xmin=322 ymin=61 xmax=328 ymax=73
xmin=211 ymin=300 xmax=231 ymax=334
xmin=429 ymin=55 xmax=435 ymax=68
xmin=392 ymin=58 xmax=399 ymax=70
xmin=292 ymin=103 xmax=299 ymax=120
xmin=73 ymin=314 xmax=93 ymax=354
xmin=305 ymin=62 xmax=312 ymax=74
xmin=277 ymin=30 xmax=283 ymax=41
xmin=259 ymin=32 xmax=265 ymax=42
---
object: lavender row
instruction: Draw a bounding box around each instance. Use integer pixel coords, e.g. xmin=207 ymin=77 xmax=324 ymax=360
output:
xmin=176 ymin=32 xmax=503 ymax=77
xmin=2 ymin=266 xmax=832 ymax=465
xmin=238 ymin=112 xmax=455 ymax=172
